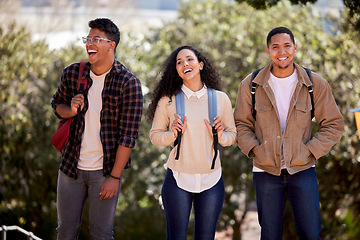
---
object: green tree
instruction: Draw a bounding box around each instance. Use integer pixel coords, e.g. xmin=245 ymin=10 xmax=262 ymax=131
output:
xmin=1 ymin=0 xmax=359 ymax=239
xmin=315 ymin=14 xmax=360 ymax=240
xmin=235 ymin=0 xmax=315 ymax=8
xmin=111 ymin=32 xmax=169 ymax=240
xmin=0 ymin=22 xmax=56 ymax=238
xmin=118 ymin=0 xmax=359 ymax=239
xmin=0 ymin=22 xmax=87 ymax=239
xmin=344 ymin=0 xmax=360 ymax=31
xmin=235 ymin=0 xmax=360 ymax=32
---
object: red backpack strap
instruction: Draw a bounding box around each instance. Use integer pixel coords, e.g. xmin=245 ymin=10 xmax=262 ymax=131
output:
xmin=77 ymin=61 xmax=89 ymax=91
xmin=76 ymin=61 xmax=88 ymax=120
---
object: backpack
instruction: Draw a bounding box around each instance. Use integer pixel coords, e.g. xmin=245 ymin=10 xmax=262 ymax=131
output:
xmin=250 ymin=67 xmax=314 ymax=120
xmin=174 ymin=88 xmax=220 ymax=169
xmin=51 ymin=61 xmax=88 ymax=152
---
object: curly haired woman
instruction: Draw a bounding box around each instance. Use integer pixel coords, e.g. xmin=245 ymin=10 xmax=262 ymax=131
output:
xmin=148 ymin=45 xmax=236 ymax=239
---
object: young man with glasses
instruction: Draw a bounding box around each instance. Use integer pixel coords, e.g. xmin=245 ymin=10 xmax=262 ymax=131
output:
xmin=51 ymin=18 xmax=143 ymax=239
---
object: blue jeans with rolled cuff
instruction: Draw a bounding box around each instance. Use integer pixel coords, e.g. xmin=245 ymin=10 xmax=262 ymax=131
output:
xmin=253 ymin=167 xmax=321 ymax=240
xmin=161 ymin=168 xmax=225 ymax=240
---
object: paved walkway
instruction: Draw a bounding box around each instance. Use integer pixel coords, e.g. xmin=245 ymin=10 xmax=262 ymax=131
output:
xmin=240 ymin=211 xmax=261 ymax=240
xmin=215 ymin=210 xmax=261 ymax=240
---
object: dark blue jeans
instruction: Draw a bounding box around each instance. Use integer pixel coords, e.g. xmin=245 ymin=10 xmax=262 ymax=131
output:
xmin=161 ymin=169 xmax=225 ymax=240
xmin=253 ymin=168 xmax=321 ymax=240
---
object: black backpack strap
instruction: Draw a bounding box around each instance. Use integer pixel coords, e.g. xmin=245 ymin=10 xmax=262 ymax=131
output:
xmin=251 ymin=67 xmax=314 ymax=120
xmin=303 ymin=67 xmax=314 ymax=119
xmin=250 ymin=68 xmax=262 ymax=120
xmin=211 ymin=127 xmax=218 ymax=169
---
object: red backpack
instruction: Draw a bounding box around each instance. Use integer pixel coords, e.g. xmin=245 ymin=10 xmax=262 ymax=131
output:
xmin=51 ymin=61 xmax=88 ymax=152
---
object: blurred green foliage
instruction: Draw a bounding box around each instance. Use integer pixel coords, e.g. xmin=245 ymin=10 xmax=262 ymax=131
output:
xmin=235 ymin=0 xmax=316 ymax=9
xmin=235 ymin=0 xmax=360 ymax=31
xmin=0 ymin=22 xmax=86 ymax=239
xmin=0 ymin=0 xmax=359 ymax=239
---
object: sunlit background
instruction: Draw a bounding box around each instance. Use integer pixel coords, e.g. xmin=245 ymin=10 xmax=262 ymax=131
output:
xmin=0 ymin=0 xmax=359 ymax=239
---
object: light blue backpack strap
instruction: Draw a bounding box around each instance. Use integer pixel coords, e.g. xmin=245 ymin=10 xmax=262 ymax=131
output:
xmin=207 ymin=88 xmax=217 ymax=125
xmin=175 ymin=90 xmax=185 ymax=122
xmin=174 ymin=90 xmax=185 ymax=160
xmin=208 ymin=88 xmax=219 ymax=169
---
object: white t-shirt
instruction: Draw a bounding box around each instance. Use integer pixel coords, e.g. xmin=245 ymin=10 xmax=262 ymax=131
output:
xmin=253 ymin=70 xmax=297 ymax=172
xmin=269 ymin=70 xmax=298 ymax=133
xmin=78 ymin=69 xmax=110 ymax=170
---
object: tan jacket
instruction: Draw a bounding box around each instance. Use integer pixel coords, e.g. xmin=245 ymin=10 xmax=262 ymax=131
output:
xmin=234 ymin=63 xmax=344 ymax=176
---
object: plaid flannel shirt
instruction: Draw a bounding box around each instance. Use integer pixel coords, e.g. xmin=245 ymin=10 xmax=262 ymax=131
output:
xmin=51 ymin=60 xmax=143 ymax=179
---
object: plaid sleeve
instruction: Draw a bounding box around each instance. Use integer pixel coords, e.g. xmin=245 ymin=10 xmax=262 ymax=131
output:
xmin=51 ymin=64 xmax=79 ymax=119
xmin=118 ymin=75 xmax=143 ymax=148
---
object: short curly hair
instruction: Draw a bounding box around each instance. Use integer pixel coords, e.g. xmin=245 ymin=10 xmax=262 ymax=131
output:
xmin=147 ymin=45 xmax=222 ymax=121
xmin=266 ymin=26 xmax=295 ymax=47
xmin=88 ymin=18 xmax=120 ymax=51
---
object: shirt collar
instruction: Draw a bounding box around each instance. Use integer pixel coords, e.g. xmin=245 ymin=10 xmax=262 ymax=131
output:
xmin=181 ymin=84 xmax=207 ymax=99
xmin=90 ymin=68 xmax=111 ymax=80
xmin=269 ymin=68 xmax=297 ymax=80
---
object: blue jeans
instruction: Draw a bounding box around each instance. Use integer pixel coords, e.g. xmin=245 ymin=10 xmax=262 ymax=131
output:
xmin=161 ymin=169 xmax=225 ymax=240
xmin=56 ymin=169 xmax=122 ymax=240
xmin=253 ymin=168 xmax=321 ymax=240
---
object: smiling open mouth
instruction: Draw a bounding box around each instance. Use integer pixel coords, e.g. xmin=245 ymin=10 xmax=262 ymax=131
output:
xmin=88 ymin=49 xmax=97 ymax=57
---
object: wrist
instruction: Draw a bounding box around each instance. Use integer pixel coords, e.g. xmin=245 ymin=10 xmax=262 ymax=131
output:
xmin=109 ymin=174 xmax=121 ymax=180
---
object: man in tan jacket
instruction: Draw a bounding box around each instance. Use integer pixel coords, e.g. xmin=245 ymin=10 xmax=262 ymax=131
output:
xmin=234 ymin=26 xmax=344 ymax=239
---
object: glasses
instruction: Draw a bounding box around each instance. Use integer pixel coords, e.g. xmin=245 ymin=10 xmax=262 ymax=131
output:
xmin=82 ymin=36 xmax=113 ymax=44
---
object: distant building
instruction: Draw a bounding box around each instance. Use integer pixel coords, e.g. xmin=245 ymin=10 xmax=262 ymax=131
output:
xmin=135 ymin=0 xmax=179 ymax=10
xmin=21 ymin=0 xmax=180 ymax=9
xmin=4 ymin=0 xmax=344 ymax=49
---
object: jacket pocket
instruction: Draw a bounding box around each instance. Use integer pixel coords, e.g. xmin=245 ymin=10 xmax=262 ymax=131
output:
xmin=294 ymin=102 xmax=312 ymax=130
xmin=255 ymin=104 xmax=273 ymax=130
xmin=295 ymin=102 xmax=312 ymax=113
xmin=255 ymin=103 xmax=272 ymax=113
xmin=254 ymin=103 xmax=275 ymax=139
xmin=290 ymin=141 xmax=312 ymax=166
xmin=252 ymin=141 xmax=276 ymax=167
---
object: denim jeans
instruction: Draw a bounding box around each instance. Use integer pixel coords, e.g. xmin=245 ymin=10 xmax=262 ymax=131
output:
xmin=56 ymin=169 xmax=122 ymax=240
xmin=253 ymin=167 xmax=321 ymax=240
xmin=161 ymin=169 xmax=225 ymax=240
